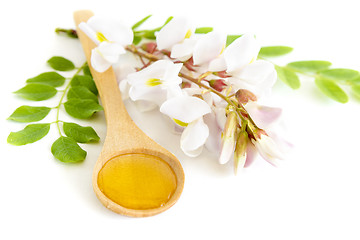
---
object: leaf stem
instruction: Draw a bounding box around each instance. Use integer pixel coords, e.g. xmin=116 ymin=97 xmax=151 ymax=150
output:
xmin=55 ymin=62 xmax=87 ymax=136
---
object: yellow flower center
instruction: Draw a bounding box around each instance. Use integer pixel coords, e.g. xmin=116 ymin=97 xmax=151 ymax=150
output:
xmin=96 ymin=32 xmax=108 ymax=43
xmin=146 ymin=78 xmax=162 ymax=87
xmin=173 ymin=118 xmax=188 ymax=127
xmin=184 ymin=29 xmax=192 ymax=39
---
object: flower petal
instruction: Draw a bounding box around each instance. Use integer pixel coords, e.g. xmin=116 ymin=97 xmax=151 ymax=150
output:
xmin=180 ymin=118 xmax=209 ymax=157
xmin=208 ymin=56 xmax=227 ymax=72
xmin=91 ymin=48 xmax=112 ymax=72
xmin=244 ymin=102 xmax=282 ymax=129
xmin=97 ymin=42 xmax=125 ymax=63
xmin=87 ymin=16 xmax=133 ymax=45
xmin=160 ymin=95 xmax=211 ymax=123
xmin=156 ymin=17 xmax=192 ymax=50
xmin=170 ymin=38 xmax=197 ymax=61
xmin=252 ymin=135 xmax=284 ymax=165
xmin=193 ymin=31 xmax=226 ymax=65
xmin=224 ymin=34 xmax=260 ymax=73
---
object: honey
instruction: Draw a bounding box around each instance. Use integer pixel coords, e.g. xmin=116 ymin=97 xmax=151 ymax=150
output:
xmin=97 ymin=153 xmax=177 ymax=210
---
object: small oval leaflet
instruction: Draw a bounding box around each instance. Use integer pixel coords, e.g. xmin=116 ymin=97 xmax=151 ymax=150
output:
xmin=315 ymin=77 xmax=348 ymax=103
xmin=26 ymin=72 xmax=66 ymax=87
xmin=8 ymin=106 xmax=51 ymax=123
xmin=7 ymin=123 xmax=50 ymax=146
xmin=64 ymin=99 xmax=103 ymax=119
xmin=63 ymin=122 xmax=100 ymax=143
xmin=67 ymin=86 xmax=99 ymax=103
xmin=51 ymin=136 xmax=87 ymax=163
xmin=275 ymin=66 xmax=300 ymax=89
xmin=318 ymin=68 xmax=360 ymax=83
xmin=259 ymin=46 xmax=293 ymax=57
xmin=70 ymin=75 xmax=98 ymax=95
xmin=287 ymin=60 xmax=332 ymax=72
xmin=14 ymin=83 xmax=57 ymax=101
xmin=47 ymin=56 xmax=75 ymax=71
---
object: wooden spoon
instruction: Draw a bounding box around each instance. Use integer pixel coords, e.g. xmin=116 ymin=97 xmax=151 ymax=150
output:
xmin=74 ymin=10 xmax=185 ymax=217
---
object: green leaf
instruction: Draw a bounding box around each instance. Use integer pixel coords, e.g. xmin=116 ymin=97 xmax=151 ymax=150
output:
xmin=132 ymin=15 xmax=152 ymax=30
xmin=351 ymin=84 xmax=360 ymax=98
xmin=275 ymin=66 xmax=301 ymax=89
xmin=83 ymin=63 xmax=92 ymax=77
xmin=7 ymin=123 xmax=50 ymax=146
xmin=315 ymin=77 xmax=348 ymax=103
xmin=70 ymin=75 xmax=98 ymax=95
xmin=67 ymin=86 xmax=98 ymax=103
xmin=64 ymin=99 xmax=103 ymax=119
xmin=259 ymin=46 xmax=293 ymax=57
xmin=47 ymin=56 xmax=75 ymax=71
xmin=133 ymin=35 xmax=142 ymax=45
xmin=63 ymin=122 xmax=100 ymax=143
xmin=318 ymin=68 xmax=360 ymax=83
xmin=26 ymin=72 xmax=66 ymax=87
xmin=51 ymin=136 xmax=86 ymax=163
xmin=14 ymin=83 xmax=57 ymax=101
xmin=8 ymin=106 xmax=51 ymax=123
xmin=226 ymin=35 xmax=242 ymax=47
xmin=287 ymin=60 xmax=332 ymax=72
xmin=195 ymin=27 xmax=213 ymax=34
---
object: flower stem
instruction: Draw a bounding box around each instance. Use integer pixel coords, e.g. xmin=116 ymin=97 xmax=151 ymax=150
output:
xmin=126 ymin=44 xmax=261 ymax=130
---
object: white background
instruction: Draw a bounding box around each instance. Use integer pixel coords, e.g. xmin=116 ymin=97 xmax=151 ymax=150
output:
xmin=1 ymin=0 xmax=360 ymax=239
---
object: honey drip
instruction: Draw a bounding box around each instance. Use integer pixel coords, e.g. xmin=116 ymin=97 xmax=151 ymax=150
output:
xmin=97 ymin=153 xmax=177 ymax=210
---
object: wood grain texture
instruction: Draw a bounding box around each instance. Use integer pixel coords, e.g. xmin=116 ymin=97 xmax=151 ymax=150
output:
xmin=74 ymin=10 xmax=184 ymax=217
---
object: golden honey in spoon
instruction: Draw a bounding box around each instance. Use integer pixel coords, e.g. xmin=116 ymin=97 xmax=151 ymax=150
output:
xmin=97 ymin=153 xmax=177 ymax=210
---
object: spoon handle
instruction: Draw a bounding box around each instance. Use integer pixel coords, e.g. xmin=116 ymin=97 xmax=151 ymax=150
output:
xmin=74 ymin=10 xmax=146 ymax=152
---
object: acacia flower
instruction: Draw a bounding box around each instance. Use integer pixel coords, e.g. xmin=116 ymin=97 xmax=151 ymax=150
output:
xmin=209 ymin=34 xmax=277 ymax=98
xmin=156 ymin=16 xmax=196 ymax=61
xmin=251 ymin=131 xmax=284 ymax=166
xmin=79 ymin=16 xmax=133 ymax=72
xmin=125 ymin=60 xmax=183 ymax=106
xmin=160 ymin=95 xmax=212 ymax=157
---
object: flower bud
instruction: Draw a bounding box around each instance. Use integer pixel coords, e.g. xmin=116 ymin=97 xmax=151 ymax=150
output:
xmin=141 ymin=42 xmax=157 ymax=54
xmin=234 ymin=131 xmax=248 ymax=175
xmin=209 ymin=79 xmax=227 ymax=92
xmin=235 ymin=89 xmax=257 ymax=104
xmin=214 ymin=70 xmax=231 ymax=78
xmin=219 ymin=111 xmax=238 ymax=164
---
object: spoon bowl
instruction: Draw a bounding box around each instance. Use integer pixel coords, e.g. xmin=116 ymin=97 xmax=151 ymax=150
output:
xmin=74 ymin=10 xmax=185 ymax=217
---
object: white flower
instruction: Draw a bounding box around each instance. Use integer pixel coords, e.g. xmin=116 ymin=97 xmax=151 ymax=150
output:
xmin=79 ymin=16 xmax=133 ymax=72
xmin=125 ymin=60 xmax=183 ymax=106
xmin=160 ymin=95 xmax=212 ymax=157
xmin=252 ymin=133 xmax=284 ymax=166
xmin=209 ymin=34 xmax=277 ymax=98
xmin=192 ymin=31 xmax=226 ymax=66
xmin=156 ymin=17 xmax=196 ymax=61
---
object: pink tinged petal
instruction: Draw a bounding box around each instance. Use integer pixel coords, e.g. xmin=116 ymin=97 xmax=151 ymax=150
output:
xmin=208 ymin=56 xmax=227 ymax=72
xmin=170 ymin=38 xmax=197 ymax=61
xmin=180 ymin=118 xmax=209 ymax=157
xmin=156 ymin=17 xmax=192 ymax=50
xmin=160 ymin=95 xmax=211 ymax=123
xmin=193 ymin=32 xmax=226 ymax=65
xmin=252 ymin=135 xmax=284 ymax=166
xmin=244 ymin=144 xmax=257 ymax=168
xmin=79 ymin=22 xmax=99 ymax=44
xmin=91 ymin=48 xmax=112 ymax=72
xmin=203 ymin=112 xmax=222 ymax=155
xmin=245 ymin=102 xmax=282 ymax=129
xmin=224 ymin=34 xmax=260 ymax=73
xmin=87 ymin=16 xmax=133 ymax=45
